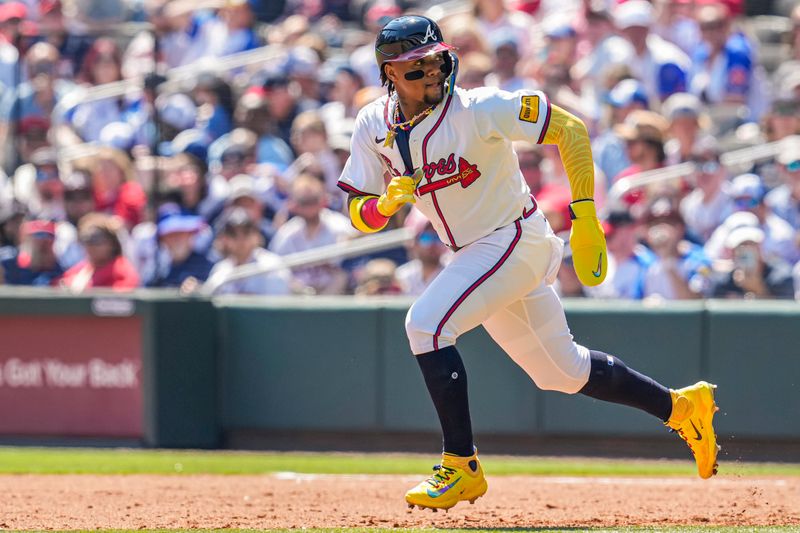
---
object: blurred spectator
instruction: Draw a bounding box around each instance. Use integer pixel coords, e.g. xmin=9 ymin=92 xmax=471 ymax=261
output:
xmin=0 ymin=2 xmax=25 ymax=89
xmin=206 ymin=206 xmax=291 ymax=295
xmin=514 ymin=141 xmax=545 ymax=195
xmin=160 ymin=148 xmax=217 ymax=221
xmin=355 ymin=258 xmax=402 ymax=296
xmin=224 ymin=173 xmax=275 ymax=245
xmin=592 ymin=78 xmax=648 ymax=184
xmin=349 ymin=1 xmax=402 ymax=88
xmin=485 ymin=35 xmax=534 ymax=92
xmin=286 ymin=46 xmax=322 ymax=106
xmin=68 ymin=38 xmax=126 ymax=143
xmin=182 ymin=0 xmax=260 ymax=63
xmin=233 ymin=89 xmax=293 ymax=171
xmin=760 ymin=97 xmax=800 ymax=143
xmin=0 ymin=219 xmax=63 ymax=286
xmin=727 ymin=172 xmax=799 ymax=264
xmin=155 ymin=92 xmax=197 ymax=145
xmin=765 ymin=135 xmax=800 ymax=231
xmin=592 ymin=210 xmax=655 ymax=300
xmin=258 ymin=70 xmax=314 ymax=146
xmin=319 ymin=65 xmax=364 ymax=131
xmin=207 ymin=127 xmax=258 ymax=208
xmin=690 ymin=2 xmax=766 ymax=121
xmin=268 ymin=173 xmax=352 ymax=294
xmin=13 ymin=146 xmax=64 ymax=221
xmin=80 ymin=147 xmax=146 ymax=229
xmin=0 ymin=42 xmax=73 ymax=170
xmin=613 ymin=0 xmax=690 ymax=103
xmin=55 ymin=168 xmax=94 ymax=268
xmin=613 ymin=110 xmax=669 ymax=203
xmin=148 ymin=214 xmax=214 ymax=288
xmin=662 ymin=92 xmax=712 ymax=165
xmin=470 ymin=0 xmax=536 ymax=58
xmin=0 ymin=196 xmax=25 ymax=252
xmin=679 ymin=137 xmax=733 ymax=243
xmin=290 ymin=110 xmax=344 ymax=210
xmin=711 ymin=225 xmax=794 ymax=299
xmin=61 ymin=213 xmax=139 ymax=292
xmin=642 ymin=193 xmax=713 ymax=299
xmin=555 ymin=242 xmax=586 ymax=298
xmin=396 ymin=223 xmax=448 ymax=296
xmin=191 ymin=72 xmax=234 ymax=142
xmin=457 ymin=51 xmax=493 ymax=90
xmin=572 ymin=4 xmax=634 ymax=112
xmin=652 ymin=0 xmax=701 ymax=56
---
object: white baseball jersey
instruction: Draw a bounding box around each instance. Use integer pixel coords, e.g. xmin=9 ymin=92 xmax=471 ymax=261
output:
xmin=338 ymin=86 xmax=551 ymax=249
xmin=339 ymin=84 xmax=591 ymax=393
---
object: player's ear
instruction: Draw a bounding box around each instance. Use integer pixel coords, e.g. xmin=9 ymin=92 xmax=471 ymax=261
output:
xmin=385 ymin=63 xmax=399 ymax=84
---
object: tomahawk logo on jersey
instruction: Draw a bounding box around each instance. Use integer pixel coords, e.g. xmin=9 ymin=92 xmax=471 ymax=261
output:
xmin=338 ymin=86 xmax=550 ymax=249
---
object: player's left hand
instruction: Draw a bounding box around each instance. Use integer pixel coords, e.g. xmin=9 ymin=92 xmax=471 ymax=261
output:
xmin=568 ymin=199 xmax=607 ymax=286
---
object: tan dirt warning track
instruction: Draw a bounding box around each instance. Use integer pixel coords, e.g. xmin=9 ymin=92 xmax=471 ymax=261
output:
xmin=2 ymin=474 xmax=799 ymax=529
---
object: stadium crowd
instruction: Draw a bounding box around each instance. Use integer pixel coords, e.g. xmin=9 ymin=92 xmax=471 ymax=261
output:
xmin=0 ymin=0 xmax=798 ymax=300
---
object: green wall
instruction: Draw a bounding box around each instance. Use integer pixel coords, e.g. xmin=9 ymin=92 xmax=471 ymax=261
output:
xmin=0 ymin=290 xmax=797 ymax=446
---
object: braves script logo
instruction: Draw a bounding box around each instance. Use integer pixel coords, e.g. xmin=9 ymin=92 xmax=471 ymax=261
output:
xmin=418 ymin=154 xmax=481 ymax=196
xmin=420 ymin=23 xmax=438 ymax=44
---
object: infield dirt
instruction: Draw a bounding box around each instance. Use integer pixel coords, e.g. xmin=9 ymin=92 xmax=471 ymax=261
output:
xmin=2 ymin=473 xmax=799 ymax=529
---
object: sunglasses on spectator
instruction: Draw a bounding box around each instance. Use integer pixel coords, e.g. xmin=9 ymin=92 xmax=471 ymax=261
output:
xmin=30 ymin=62 xmax=55 ymax=76
xmin=80 ymin=232 xmax=109 ymax=245
xmin=691 ymin=159 xmax=720 ymax=174
xmin=221 ymin=152 xmax=246 ymax=165
xmin=65 ymin=190 xmax=92 ymax=201
xmin=734 ymin=196 xmax=760 ymax=209
xmin=294 ymin=196 xmax=321 ymax=207
xmin=700 ymin=20 xmax=725 ymax=31
xmin=224 ymin=226 xmax=256 ymax=238
xmin=35 ymin=167 xmax=59 ymax=182
xmin=785 ymin=160 xmax=800 ymax=172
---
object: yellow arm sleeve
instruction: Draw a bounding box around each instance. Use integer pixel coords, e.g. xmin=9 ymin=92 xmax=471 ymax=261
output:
xmin=348 ymin=194 xmax=388 ymax=233
xmin=540 ymin=104 xmax=594 ymax=200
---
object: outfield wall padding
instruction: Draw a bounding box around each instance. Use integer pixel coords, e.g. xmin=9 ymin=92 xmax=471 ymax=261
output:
xmin=0 ymin=291 xmax=798 ymax=446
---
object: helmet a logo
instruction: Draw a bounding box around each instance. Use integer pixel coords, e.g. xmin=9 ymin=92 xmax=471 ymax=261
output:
xmin=420 ymin=23 xmax=438 ymax=44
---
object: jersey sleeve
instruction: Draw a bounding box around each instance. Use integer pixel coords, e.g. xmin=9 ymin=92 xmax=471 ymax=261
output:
xmin=472 ymin=87 xmax=551 ymax=145
xmin=337 ymin=107 xmax=387 ymax=197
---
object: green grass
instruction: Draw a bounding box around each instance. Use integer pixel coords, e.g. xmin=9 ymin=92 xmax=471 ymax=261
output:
xmin=1 ymin=446 xmax=799 ymax=477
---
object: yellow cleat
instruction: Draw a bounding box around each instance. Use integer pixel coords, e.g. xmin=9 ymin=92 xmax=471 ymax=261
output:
xmin=405 ymin=450 xmax=488 ymax=510
xmin=666 ymin=381 xmax=721 ymax=479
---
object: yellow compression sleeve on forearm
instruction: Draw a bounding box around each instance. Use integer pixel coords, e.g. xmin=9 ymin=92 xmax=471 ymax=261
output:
xmin=541 ymin=104 xmax=595 ymax=200
xmin=348 ymin=194 xmax=388 ymax=233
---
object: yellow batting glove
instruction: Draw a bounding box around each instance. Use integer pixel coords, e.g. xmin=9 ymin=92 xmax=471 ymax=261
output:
xmin=568 ymin=199 xmax=608 ymax=286
xmin=377 ymin=169 xmax=423 ymax=217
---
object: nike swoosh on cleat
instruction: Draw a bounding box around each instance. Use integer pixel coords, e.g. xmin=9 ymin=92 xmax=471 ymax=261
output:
xmin=426 ymin=477 xmax=462 ymax=498
xmin=375 ymin=136 xmax=386 ymax=144
xmin=592 ymin=253 xmax=604 ymax=278
xmin=690 ymin=420 xmax=703 ymax=441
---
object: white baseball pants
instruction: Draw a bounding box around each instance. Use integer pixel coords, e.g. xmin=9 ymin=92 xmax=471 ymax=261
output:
xmin=405 ymin=206 xmax=592 ymax=394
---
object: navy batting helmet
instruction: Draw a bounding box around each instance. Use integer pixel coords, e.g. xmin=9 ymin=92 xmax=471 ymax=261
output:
xmin=375 ymin=15 xmax=457 ymax=92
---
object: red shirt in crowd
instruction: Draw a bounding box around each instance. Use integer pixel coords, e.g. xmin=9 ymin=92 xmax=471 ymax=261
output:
xmin=61 ymin=256 xmax=140 ymax=291
xmin=94 ymin=181 xmax=147 ymax=228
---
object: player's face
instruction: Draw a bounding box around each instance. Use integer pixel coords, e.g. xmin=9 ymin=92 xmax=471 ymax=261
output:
xmin=387 ymin=52 xmax=446 ymax=105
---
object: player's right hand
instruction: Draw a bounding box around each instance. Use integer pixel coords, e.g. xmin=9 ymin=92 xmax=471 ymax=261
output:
xmin=377 ymin=169 xmax=423 ymax=217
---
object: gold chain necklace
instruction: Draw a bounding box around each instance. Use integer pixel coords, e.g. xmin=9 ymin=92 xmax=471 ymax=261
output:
xmin=383 ymin=99 xmax=436 ymax=148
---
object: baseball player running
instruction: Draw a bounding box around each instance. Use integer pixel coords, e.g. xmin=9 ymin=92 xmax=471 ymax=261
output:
xmin=337 ymin=15 xmax=720 ymax=511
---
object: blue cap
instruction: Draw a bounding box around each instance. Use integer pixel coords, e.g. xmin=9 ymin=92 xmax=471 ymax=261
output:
xmin=608 ymin=79 xmax=649 ymax=108
xmin=157 ymin=214 xmax=205 ymax=236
